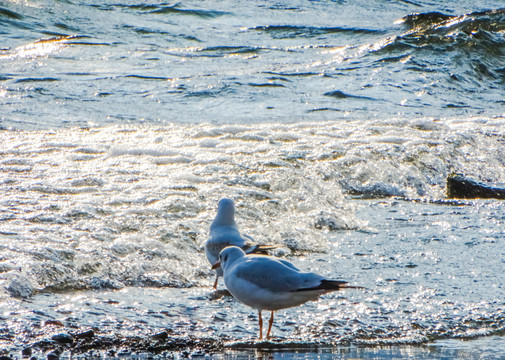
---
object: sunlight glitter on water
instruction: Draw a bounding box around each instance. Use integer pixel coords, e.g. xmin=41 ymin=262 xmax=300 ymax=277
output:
xmin=1 ymin=118 xmax=504 ymax=298
xmin=1 ymin=120 xmax=504 ymax=353
xmin=0 ymin=36 xmax=75 ymax=60
xmin=1 ymin=1 xmax=505 ymax=357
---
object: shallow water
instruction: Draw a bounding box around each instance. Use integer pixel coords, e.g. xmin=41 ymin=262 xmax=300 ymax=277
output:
xmin=1 ymin=121 xmax=505 ymax=355
xmin=1 ymin=120 xmax=505 ymax=297
xmin=1 ymin=0 xmax=505 ymax=357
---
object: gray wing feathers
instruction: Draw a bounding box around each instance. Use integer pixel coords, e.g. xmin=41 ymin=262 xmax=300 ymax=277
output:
xmin=233 ymin=257 xmax=322 ymax=292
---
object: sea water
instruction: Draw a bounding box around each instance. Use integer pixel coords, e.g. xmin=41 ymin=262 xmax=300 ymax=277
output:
xmin=1 ymin=121 xmax=505 ymax=357
xmin=2 ymin=0 xmax=505 ymax=129
xmin=1 ymin=0 xmax=505 ymax=358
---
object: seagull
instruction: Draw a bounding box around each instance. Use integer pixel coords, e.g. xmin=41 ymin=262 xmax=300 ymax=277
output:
xmin=206 ymin=198 xmax=276 ymax=289
xmin=212 ymin=246 xmax=363 ymax=340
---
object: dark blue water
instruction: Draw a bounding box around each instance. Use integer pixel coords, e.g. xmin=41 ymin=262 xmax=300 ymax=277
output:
xmin=1 ymin=0 xmax=505 ymax=130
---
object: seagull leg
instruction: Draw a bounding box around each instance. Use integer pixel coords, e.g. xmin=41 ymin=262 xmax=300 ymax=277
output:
xmin=213 ymin=275 xmax=218 ymax=289
xmin=266 ymin=311 xmax=274 ymax=339
xmin=258 ymin=310 xmax=263 ymax=340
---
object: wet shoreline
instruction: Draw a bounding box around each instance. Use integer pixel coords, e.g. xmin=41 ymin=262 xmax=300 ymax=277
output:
xmin=3 ymin=328 xmax=505 ymax=360
xmin=2 ymin=285 xmax=505 ymax=359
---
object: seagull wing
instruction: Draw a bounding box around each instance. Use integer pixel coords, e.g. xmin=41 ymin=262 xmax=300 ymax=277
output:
xmin=232 ymin=256 xmax=320 ymax=293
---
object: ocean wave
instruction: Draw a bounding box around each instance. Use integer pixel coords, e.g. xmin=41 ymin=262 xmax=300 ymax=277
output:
xmin=149 ymin=4 xmax=230 ymax=18
xmin=375 ymin=8 xmax=505 ymax=56
xmin=0 ymin=119 xmax=504 ymax=299
xmin=91 ymin=2 xmax=230 ymax=18
xmin=250 ymin=25 xmax=383 ymax=39
xmin=399 ymin=8 xmax=505 ymax=33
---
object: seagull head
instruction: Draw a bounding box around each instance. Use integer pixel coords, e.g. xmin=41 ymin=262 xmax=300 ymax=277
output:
xmin=212 ymin=246 xmax=246 ymax=271
xmin=211 ymin=198 xmax=236 ymax=229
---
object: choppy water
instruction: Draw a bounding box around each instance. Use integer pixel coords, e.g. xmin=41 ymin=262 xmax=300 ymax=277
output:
xmin=1 ymin=121 xmax=505 ymax=356
xmin=1 ymin=0 xmax=505 ymax=129
xmin=1 ymin=0 xmax=505 ymax=357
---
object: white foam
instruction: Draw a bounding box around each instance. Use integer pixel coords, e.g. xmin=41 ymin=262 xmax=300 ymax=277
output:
xmin=0 ymin=119 xmax=504 ymax=295
xmin=109 ymin=146 xmax=180 ymax=157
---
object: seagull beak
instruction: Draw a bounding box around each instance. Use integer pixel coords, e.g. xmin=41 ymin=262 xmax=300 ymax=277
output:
xmin=211 ymin=261 xmax=221 ymax=270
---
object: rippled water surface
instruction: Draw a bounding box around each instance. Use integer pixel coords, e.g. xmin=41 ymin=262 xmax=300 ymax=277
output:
xmin=1 ymin=121 xmax=505 ymax=356
xmin=1 ymin=0 xmax=505 ymax=358
xmin=1 ymin=0 xmax=505 ymax=129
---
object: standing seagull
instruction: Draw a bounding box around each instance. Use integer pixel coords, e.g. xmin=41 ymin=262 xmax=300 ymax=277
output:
xmin=212 ymin=246 xmax=363 ymax=340
xmin=206 ymin=198 xmax=275 ymax=289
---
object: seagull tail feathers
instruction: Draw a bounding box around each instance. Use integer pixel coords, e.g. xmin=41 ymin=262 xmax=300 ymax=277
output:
xmin=244 ymin=244 xmax=278 ymax=255
xmin=254 ymin=244 xmax=278 ymax=252
xmin=341 ymin=284 xmax=366 ymax=290
xmin=297 ymin=280 xmax=365 ymax=292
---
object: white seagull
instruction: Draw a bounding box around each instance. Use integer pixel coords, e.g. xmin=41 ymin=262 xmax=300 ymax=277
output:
xmin=212 ymin=246 xmax=363 ymax=340
xmin=206 ymin=198 xmax=275 ymax=289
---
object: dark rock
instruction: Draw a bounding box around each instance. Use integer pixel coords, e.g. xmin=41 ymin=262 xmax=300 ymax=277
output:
xmin=0 ymin=356 xmax=13 ymax=360
xmin=151 ymin=331 xmax=168 ymax=340
xmin=74 ymin=329 xmax=95 ymax=339
xmin=22 ymin=348 xmax=33 ymax=358
xmin=52 ymin=333 xmax=73 ymax=344
xmin=191 ymin=349 xmax=206 ymax=357
xmin=117 ymin=350 xmax=131 ymax=357
xmin=31 ymin=339 xmax=54 ymax=350
xmin=46 ymin=352 xmax=59 ymax=360
xmin=44 ymin=320 xmax=64 ymax=327
xmin=446 ymin=173 xmax=505 ymax=199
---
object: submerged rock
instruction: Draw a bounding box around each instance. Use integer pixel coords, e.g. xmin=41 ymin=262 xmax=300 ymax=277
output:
xmin=151 ymin=331 xmax=168 ymax=340
xmin=52 ymin=333 xmax=73 ymax=344
xmin=446 ymin=173 xmax=505 ymax=199
xmin=46 ymin=352 xmax=59 ymax=360
xmin=6 ymin=275 xmax=35 ymax=298
xmin=74 ymin=330 xmax=95 ymax=339
xmin=22 ymin=348 xmax=32 ymax=358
